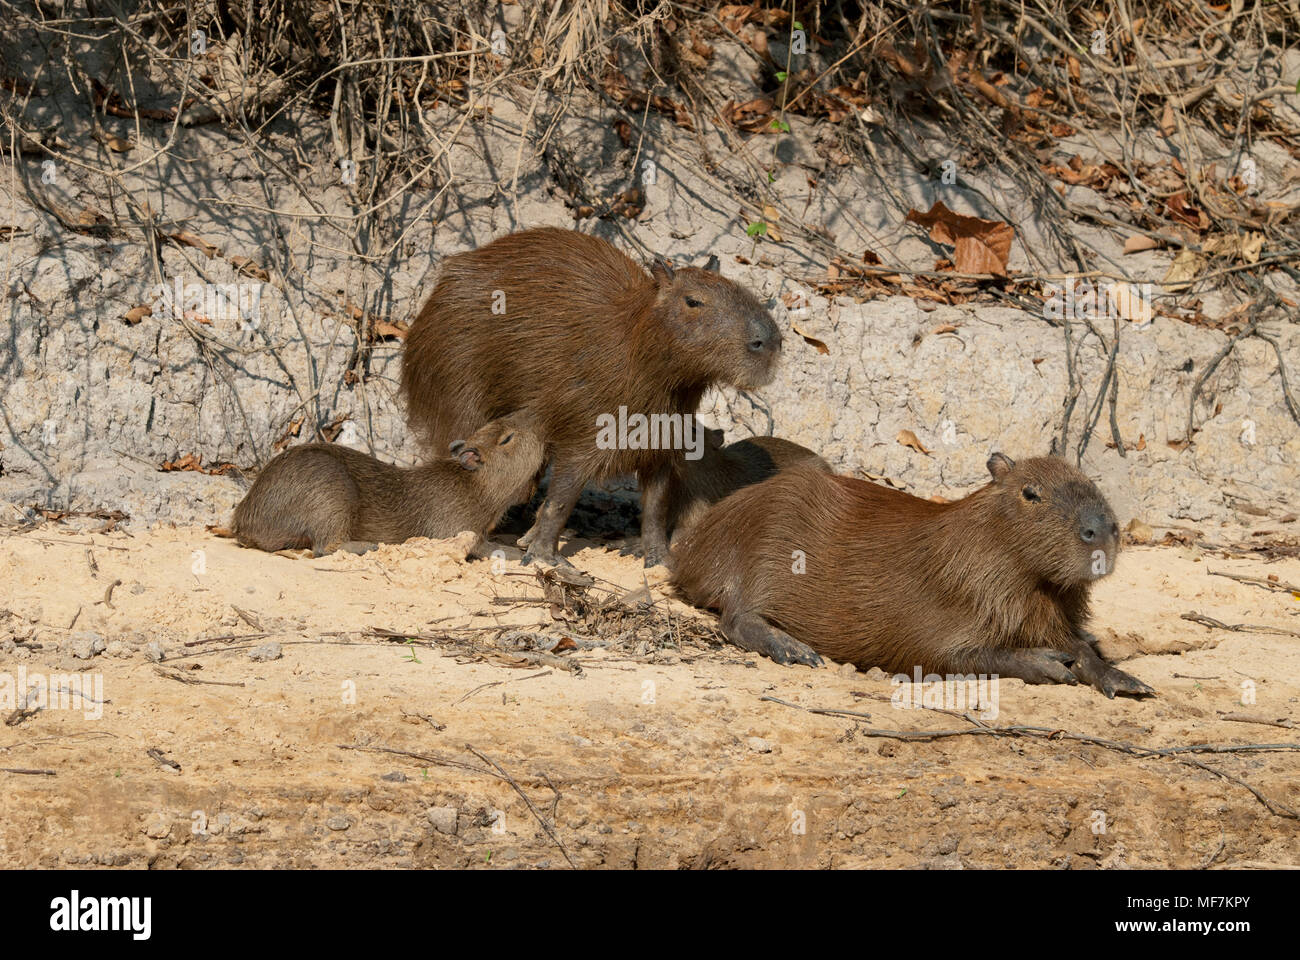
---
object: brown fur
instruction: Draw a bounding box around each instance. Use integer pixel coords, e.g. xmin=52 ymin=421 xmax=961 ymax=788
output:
xmin=666 ymin=428 xmax=830 ymax=542
xmin=232 ymin=412 xmax=544 ymax=555
xmin=670 ymin=453 xmax=1152 ymax=696
xmin=400 ymin=228 xmax=781 ymax=565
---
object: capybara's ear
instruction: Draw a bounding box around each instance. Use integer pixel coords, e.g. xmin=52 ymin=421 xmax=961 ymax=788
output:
xmin=651 ymin=257 xmax=675 ymax=286
xmin=987 ymin=452 xmax=1016 ymax=481
xmin=449 ymin=439 xmax=466 ymax=455
xmin=704 ymin=254 xmax=720 ymax=273
xmin=457 ymin=447 xmax=484 ymax=471
xmin=705 ymin=427 xmax=725 ymax=446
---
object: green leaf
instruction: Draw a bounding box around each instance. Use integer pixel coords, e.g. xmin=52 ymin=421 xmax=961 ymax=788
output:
xmin=769 ymin=118 xmax=790 ymax=133
xmin=746 ymin=221 xmax=768 ymax=237
xmin=775 ymin=70 xmax=788 ymax=82
xmin=794 ymin=21 xmax=803 ymax=31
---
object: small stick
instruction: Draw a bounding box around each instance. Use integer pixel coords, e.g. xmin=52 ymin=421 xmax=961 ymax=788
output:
xmin=146 ymin=747 xmax=182 ymax=773
xmin=760 ymin=695 xmax=872 ymax=721
xmin=1 ymin=767 xmax=56 ymax=776
xmin=1207 ymin=569 xmax=1300 ymax=595
xmin=1219 ymin=712 xmax=1295 ymax=730
xmin=466 ymin=743 xmax=576 ymax=869
xmin=97 ymin=578 xmax=122 ymax=609
xmin=1181 ymin=612 xmax=1300 ymax=638
xmin=183 ymin=632 xmax=270 ymax=647
xmin=152 ymin=667 xmax=246 ymax=687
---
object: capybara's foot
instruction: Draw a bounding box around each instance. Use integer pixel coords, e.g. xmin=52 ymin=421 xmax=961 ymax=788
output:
xmin=1066 ymin=638 xmax=1155 ymax=698
xmin=517 ymin=522 xmax=539 ymax=550
xmin=338 ymin=540 xmax=378 ymax=555
xmin=724 ymin=613 xmax=824 ymax=667
xmin=641 ymin=540 xmax=669 ymax=568
xmin=984 ymin=647 xmax=1079 ymax=685
xmin=521 ymin=541 xmax=577 ymax=571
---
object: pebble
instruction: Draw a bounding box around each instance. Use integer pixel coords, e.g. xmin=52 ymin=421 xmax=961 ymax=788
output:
xmin=426 ymin=806 xmax=459 ymax=835
xmin=68 ymin=631 xmax=105 ymax=660
xmin=747 ymin=737 xmax=774 ymax=754
xmin=248 ymin=641 xmax=283 ymax=662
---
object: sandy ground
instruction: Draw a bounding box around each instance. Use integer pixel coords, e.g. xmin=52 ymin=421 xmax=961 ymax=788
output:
xmin=2 ymin=514 xmax=1299 ymax=869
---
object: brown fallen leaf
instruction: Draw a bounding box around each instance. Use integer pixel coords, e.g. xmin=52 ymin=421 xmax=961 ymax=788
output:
xmin=896 ymin=429 xmax=931 ymax=454
xmin=229 ymin=255 xmax=270 ymax=281
xmin=1159 ymin=101 xmax=1177 ymax=137
xmin=122 ymin=304 xmax=152 ymax=325
xmin=790 ymin=321 xmax=829 ymax=354
xmin=1123 ymin=235 xmax=1159 ymax=254
xmin=905 ymin=201 xmax=1015 ymax=277
xmin=1162 ymin=249 xmax=1206 ymax=291
xmin=169 ymin=230 xmax=220 ymax=258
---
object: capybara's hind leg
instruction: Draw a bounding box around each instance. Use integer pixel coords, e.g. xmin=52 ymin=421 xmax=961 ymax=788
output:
xmin=973 ymin=647 xmax=1079 ymax=685
xmin=1066 ymin=632 xmax=1155 ymax=699
xmin=722 ymin=611 xmax=824 ymax=667
xmin=306 ymin=516 xmax=352 ymax=557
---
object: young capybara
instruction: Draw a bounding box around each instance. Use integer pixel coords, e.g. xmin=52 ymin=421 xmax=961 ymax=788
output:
xmin=232 ymin=411 xmax=544 ymax=556
xmin=665 ymin=428 xmax=830 ymax=544
xmin=670 ymin=452 xmax=1154 ymax=698
xmin=400 ymin=228 xmax=782 ymax=568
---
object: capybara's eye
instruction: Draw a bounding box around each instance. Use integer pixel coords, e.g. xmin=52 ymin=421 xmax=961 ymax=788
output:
xmin=684 ymin=296 xmax=703 ymax=308
xmin=1021 ymin=485 xmax=1041 ymax=502
xmin=499 ymin=433 xmax=514 ymax=445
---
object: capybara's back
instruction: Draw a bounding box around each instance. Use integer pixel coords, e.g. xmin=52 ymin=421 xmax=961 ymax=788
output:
xmin=402 ymin=228 xmax=654 ymax=453
xmin=233 ymin=444 xmax=380 ymax=554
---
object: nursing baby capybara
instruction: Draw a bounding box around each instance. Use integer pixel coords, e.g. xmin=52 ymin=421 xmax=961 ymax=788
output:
xmin=670 ymin=453 xmax=1153 ymax=698
xmin=400 ymin=228 xmax=782 ymax=568
xmin=665 ymin=428 xmax=829 ymax=543
xmin=233 ymin=412 xmax=544 ymax=555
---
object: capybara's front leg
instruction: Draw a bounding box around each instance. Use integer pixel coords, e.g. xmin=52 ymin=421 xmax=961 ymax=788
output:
xmin=969 ymin=647 xmax=1080 ymax=685
xmin=721 ymin=610 xmax=824 ymax=667
xmin=520 ymin=462 xmax=584 ymax=568
xmin=1066 ymin=631 xmax=1156 ymax=699
xmin=638 ymin=464 xmax=671 ymax=567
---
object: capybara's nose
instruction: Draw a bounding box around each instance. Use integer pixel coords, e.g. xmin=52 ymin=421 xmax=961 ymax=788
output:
xmin=749 ymin=321 xmax=782 ymax=353
xmin=1079 ymin=511 xmax=1113 ymax=544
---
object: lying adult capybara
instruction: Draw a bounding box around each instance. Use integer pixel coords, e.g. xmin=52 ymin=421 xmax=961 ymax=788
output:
xmin=670 ymin=452 xmax=1153 ymax=698
xmin=232 ymin=411 xmax=544 ymax=555
xmin=665 ymin=428 xmax=830 ymax=544
xmin=400 ymin=228 xmax=782 ymax=567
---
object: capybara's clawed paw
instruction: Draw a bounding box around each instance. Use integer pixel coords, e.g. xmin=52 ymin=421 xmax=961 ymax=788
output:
xmin=1096 ymin=666 xmax=1155 ymax=699
xmin=1007 ymin=647 xmax=1078 ymax=685
xmin=727 ymin=614 xmax=824 ymax=667
xmin=521 ymin=543 xmax=577 ymax=571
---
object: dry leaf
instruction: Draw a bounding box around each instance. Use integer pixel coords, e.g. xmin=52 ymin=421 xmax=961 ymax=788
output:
xmin=905 ymin=201 xmax=1015 ymax=276
xmin=1123 ymin=235 xmax=1159 ymax=254
xmin=1108 ymin=282 xmax=1154 ymax=324
xmin=896 ymin=429 xmax=931 ymax=454
xmin=1162 ymin=250 xmax=1206 ymax=291
xmin=122 ymin=304 xmax=152 ymax=325
xmin=1159 ymin=101 xmax=1177 ymax=136
xmin=791 ymin=321 xmax=829 ymax=354
xmin=230 ymin=256 xmax=270 ymax=281
xmin=169 ymin=231 xmax=220 ymax=258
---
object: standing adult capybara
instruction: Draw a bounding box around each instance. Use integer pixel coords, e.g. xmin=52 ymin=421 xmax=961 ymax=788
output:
xmin=400 ymin=228 xmax=782 ymax=567
xmin=232 ymin=411 xmax=544 ymax=555
xmin=670 ymin=453 xmax=1153 ymax=698
xmin=664 ymin=428 xmax=830 ymax=543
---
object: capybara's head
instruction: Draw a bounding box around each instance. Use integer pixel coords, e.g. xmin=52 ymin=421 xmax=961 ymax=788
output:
xmin=985 ymin=453 xmax=1119 ymax=586
xmin=449 ymin=411 xmax=546 ymax=503
xmin=650 ymin=257 xmax=781 ymax=390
